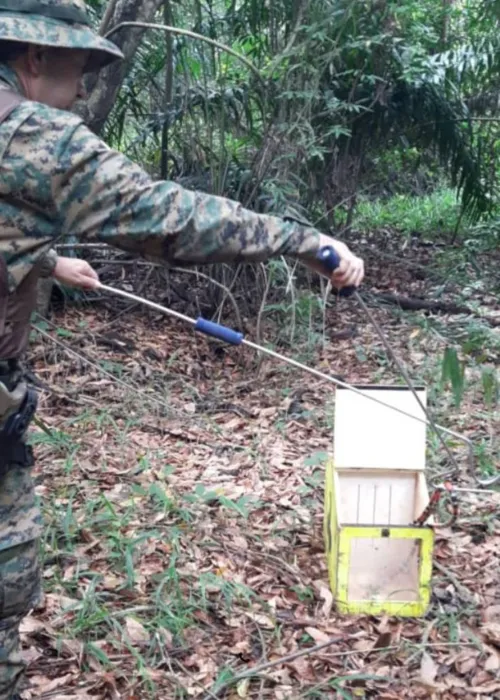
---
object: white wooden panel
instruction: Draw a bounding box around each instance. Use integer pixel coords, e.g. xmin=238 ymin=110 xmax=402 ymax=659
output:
xmin=334 ymin=386 xmax=427 ymax=471
xmin=337 ymin=471 xmax=416 ymax=526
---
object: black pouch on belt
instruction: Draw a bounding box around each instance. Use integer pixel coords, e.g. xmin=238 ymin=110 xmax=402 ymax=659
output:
xmin=0 ymin=386 xmax=38 ymax=476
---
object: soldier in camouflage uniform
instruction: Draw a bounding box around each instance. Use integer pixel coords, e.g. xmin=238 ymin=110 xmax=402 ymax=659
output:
xmin=0 ymin=1 xmax=364 ymax=697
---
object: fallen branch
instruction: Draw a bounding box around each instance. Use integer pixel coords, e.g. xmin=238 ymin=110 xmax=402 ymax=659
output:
xmin=202 ymin=639 xmax=476 ymax=699
xmin=371 ymin=292 xmax=500 ymax=326
xmin=203 ymin=635 xmax=344 ymax=699
xmin=374 ymin=292 xmax=471 ymax=314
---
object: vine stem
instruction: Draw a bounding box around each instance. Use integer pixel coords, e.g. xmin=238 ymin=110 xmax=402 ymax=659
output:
xmin=104 ymin=22 xmax=265 ymax=84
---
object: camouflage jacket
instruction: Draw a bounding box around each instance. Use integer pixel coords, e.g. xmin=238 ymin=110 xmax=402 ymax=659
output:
xmin=0 ymin=64 xmax=321 ymax=293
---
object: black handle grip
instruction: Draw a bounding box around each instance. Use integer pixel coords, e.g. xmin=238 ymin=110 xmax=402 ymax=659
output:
xmin=316 ymin=246 xmax=356 ymax=298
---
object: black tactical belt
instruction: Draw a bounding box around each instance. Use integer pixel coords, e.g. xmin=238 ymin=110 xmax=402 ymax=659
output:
xmin=0 ymin=385 xmax=38 ymax=477
xmin=0 ymin=358 xmax=21 ymax=391
xmin=0 ymin=358 xmax=18 ymax=372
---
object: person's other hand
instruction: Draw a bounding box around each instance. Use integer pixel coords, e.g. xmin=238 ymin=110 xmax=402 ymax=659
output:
xmin=53 ymin=257 xmax=100 ymax=290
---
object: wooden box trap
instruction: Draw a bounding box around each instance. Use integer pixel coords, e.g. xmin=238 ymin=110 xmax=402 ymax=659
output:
xmin=324 ymin=385 xmax=434 ymax=617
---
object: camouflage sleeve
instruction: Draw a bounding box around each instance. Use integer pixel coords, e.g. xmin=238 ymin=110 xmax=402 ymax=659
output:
xmin=55 ymin=123 xmax=322 ymax=265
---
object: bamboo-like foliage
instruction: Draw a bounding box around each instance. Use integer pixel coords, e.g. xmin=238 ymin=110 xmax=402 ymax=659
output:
xmin=90 ymin=0 xmax=500 ymax=228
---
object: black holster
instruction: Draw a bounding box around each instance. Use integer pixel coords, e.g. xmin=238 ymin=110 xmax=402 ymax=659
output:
xmin=0 ymin=386 xmax=37 ymax=477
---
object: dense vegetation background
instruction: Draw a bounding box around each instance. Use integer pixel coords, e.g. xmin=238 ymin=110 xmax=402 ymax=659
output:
xmin=84 ymin=0 xmax=500 ymax=228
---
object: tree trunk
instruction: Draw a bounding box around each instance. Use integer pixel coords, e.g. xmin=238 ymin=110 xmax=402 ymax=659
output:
xmin=161 ymin=0 xmax=174 ymax=179
xmin=77 ymin=0 xmax=164 ymax=135
xmin=441 ymin=0 xmax=454 ymax=49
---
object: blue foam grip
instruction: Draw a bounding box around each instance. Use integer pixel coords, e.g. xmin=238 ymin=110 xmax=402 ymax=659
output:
xmin=317 ymin=246 xmax=356 ymax=298
xmin=195 ymin=318 xmax=244 ymax=345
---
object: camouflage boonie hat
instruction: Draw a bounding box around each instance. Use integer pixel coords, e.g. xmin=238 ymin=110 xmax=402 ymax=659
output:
xmin=0 ymin=0 xmax=124 ymax=72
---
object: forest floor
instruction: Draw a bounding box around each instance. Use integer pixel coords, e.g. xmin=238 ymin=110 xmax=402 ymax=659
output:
xmin=20 ymin=233 xmax=499 ymax=699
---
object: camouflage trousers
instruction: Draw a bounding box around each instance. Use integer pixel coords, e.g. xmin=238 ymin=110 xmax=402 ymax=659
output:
xmin=0 ymin=466 xmax=42 ymax=700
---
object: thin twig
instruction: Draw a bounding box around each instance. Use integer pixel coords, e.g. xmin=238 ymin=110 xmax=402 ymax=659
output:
xmin=203 ymin=636 xmax=343 ymax=699
xmin=283 ymin=258 xmax=299 ymax=346
xmin=213 ymin=264 xmax=244 ymax=325
xmin=433 ymin=561 xmax=475 ymax=598
xmin=98 ymin=0 xmax=119 ymax=35
xmin=255 ymin=262 xmax=271 ymax=352
xmin=424 ymin=116 xmax=500 ymax=125
xmin=55 ymin=246 xmax=245 ymax=329
xmin=32 ymin=324 xmax=171 ymax=415
xmin=170 ymin=267 xmax=243 ymax=331
xmin=55 ymin=243 xmax=110 ymax=250
xmin=32 ymin=317 xmax=244 ymax=451
xmin=203 ymin=640 xmax=476 ymax=699
xmin=206 ymin=540 xmax=304 ymax=581
xmin=87 ymin=259 xmax=152 ymax=265
xmin=174 ymin=657 xmax=223 ymax=700
xmin=265 ymin=0 xmax=307 ymax=76
xmin=33 ymin=415 xmax=55 ymax=438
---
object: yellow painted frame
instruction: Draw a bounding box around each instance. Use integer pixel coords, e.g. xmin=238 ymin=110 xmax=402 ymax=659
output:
xmin=324 ymin=458 xmax=339 ymax=596
xmin=324 ymin=459 xmax=434 ymax=618
xmin=336 ymin=526 xmax=434 ymax=617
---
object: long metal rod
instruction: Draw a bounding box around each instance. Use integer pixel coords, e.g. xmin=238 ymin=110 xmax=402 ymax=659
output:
xmin=354 ymin=292 xmax=464 ymax=481
xmin=355 ymin=290 xmax=498 ymax=487
xmin=443 ymin=485 xmax=499 ymax=494
xmin=97 ymin=283 xmax=499 ymax=487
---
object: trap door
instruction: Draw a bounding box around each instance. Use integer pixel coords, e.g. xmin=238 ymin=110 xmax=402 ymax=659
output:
xmin=331 ymin=385 xmax=431 ymax=614
xmin=334 ymin=385 xmax=428 ymax=472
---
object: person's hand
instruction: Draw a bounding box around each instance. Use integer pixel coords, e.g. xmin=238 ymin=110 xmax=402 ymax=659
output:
xmin=53 ymin=257 xmax=100 ymax=290
xmin=310 ymin=234 xmax=364 ymax=289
